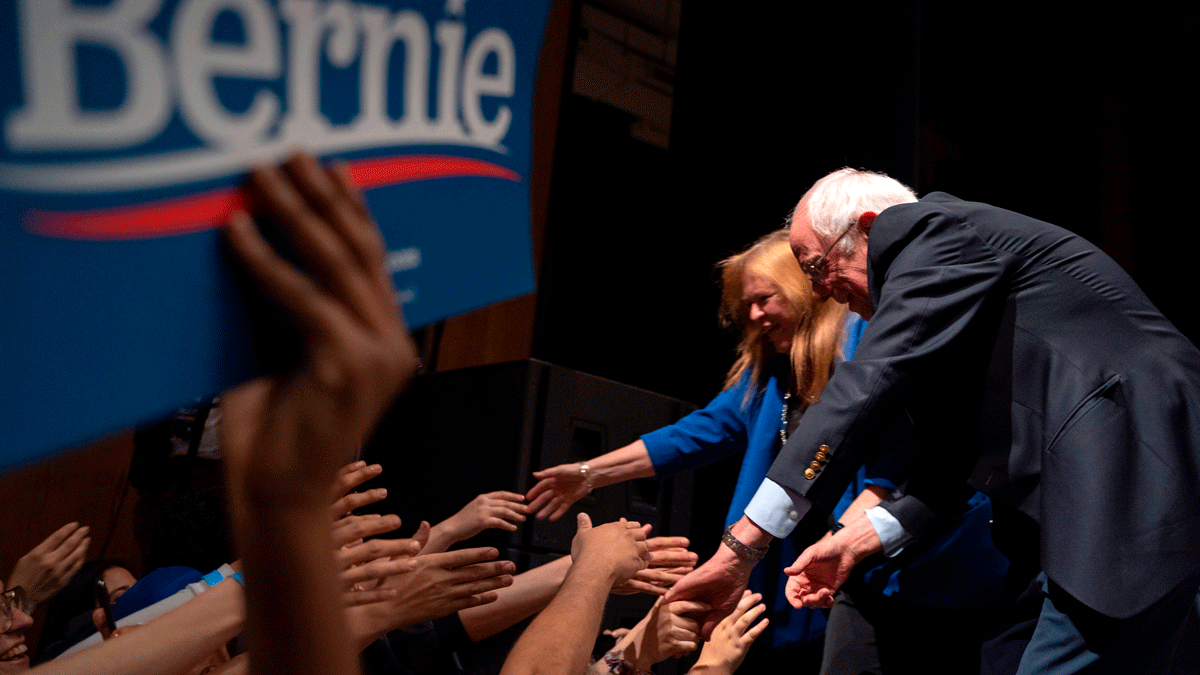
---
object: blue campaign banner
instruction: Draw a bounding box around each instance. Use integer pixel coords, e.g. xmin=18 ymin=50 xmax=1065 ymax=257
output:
xmin=0 ymin=0 xmax=549 ymax=471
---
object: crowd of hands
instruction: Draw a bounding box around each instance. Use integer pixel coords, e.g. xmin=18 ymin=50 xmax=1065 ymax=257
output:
xmin=2 ymin=154 xmax=769 ymax=675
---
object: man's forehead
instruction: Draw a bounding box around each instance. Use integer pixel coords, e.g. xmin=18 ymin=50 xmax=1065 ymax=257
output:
xmin=788 ymin=205 xmax=817 ymax=257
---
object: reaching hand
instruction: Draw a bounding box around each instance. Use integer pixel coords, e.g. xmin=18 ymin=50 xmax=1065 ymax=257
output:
xmin=526 ymin=463 xmax=593 ymax=521
xmin=424 ymin=491 xmax=529 ymax=553
xmin=331 ymin=513 xmax=420 ymax=604
xmin=6 ymin=522 xmax=91 ymax=608
xmin=783 ymin=533 xmax=858 ymax=609
xmin=662 ymin=546 xmax=752 ymax=640
xmin=641 ymin=598 xmax=706 ymax=663
xmin=570 ymin=514 xmax=648 ymax=587
xmin=345 ymin=546 xmax=515 ymax=646
xmin=689 ymin=591 xmax=768 ymax=675
xmin=611 ymin=533 xmax=698 ymax=596
xmin=329 ymin=461 xmax=387 ymax=519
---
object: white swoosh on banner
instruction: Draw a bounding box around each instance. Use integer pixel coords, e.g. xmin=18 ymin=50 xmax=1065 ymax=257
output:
xmin=0 ymin=135 xmax=506 ymax=195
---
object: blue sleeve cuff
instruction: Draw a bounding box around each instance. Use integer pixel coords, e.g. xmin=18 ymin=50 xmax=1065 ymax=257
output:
xmin=865 ymin=505 xmax=912 ymax=555
xmin=744 ymin=479 xmax=811 ymax=538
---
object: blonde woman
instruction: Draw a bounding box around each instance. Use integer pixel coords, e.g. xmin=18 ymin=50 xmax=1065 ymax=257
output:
xmin=527 ymin=229 xmax=852 ymax=657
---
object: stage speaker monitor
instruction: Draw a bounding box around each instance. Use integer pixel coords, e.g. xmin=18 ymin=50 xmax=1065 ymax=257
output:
xmin=361 ymin=359 xmax=696 ymax=560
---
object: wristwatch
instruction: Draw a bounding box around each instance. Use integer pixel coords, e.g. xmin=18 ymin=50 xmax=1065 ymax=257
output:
xmin=721 ymin=524 xmax=769 ymax=562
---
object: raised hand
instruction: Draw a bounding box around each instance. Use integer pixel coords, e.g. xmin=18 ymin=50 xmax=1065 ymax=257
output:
xmin=612 ymin=533 xmax=698 ymax=596
xmin=7 ymin=521 xmax=91 ymax=608
xmin=423 ymin=491 xmax=529 ymax=553
xmin=328 ymin=461 xmax=387 ymax=519
xmin=345 ymin=546 xmax=516 ymax=647
xmin=330 ymin=513 xmax=421 ymax=605
xmin=601 ymin=597 xmax=707 ymax=674
xmin=222 ymin=154 xmax=418 ymax=504
xmin=570 ymin=514 xmax=649 ymax=587
xmin=641 ymin=598 xmax=707 ymax=662
xmin=525 ymin=463 xmax=592 ymax=521
xmin=220 ymin=153 xmax=418 ymax=675
xmin=689 ymin=591 xmax=768 ymax=675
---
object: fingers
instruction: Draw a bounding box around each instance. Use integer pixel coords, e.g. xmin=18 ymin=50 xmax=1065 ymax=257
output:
xmin=428 ymin=546 xmax=501 ymax=569
xmin=324 ymin=160 xmax=391 ymax=291
xmin=329 ymin=462 xmax=383 ymax=504
xmin=665 ymin=600 xmax=712 ymax=616
xmin=631 ymin=567 xmax=688 ymax=587
xmin=227 ymin=209 xmax=343 ymax=342
xmin=734 ymin=601 xmax=767 ymax=635
xmin=647 ymin=545 xmax=698 ymax=568
xmin=742 ymin=614 xmax=769 ymax=643
xmin=545 ymin=498 xmax=573 ymax=522
xmin=61 ymin=526 xmax=91 ymax=563
xmin=485 ymin=491 xmax=527 ymax=503
xmin=331 ymin=514 xmax=402 ymax=549
xmin=611 ymin=579 xmax=668 ymax=596
xmin=575 ymin=512 xmax=593 ymax=533
xmin=647 ymin=536 xmax=690 ymax=552
xmin=530 ymin=464 xmax=572 ymax=481
xmin=524 ymin=486 xmax=554 ymax=516
xmin=452 ymin=560 xmax=516 ymax=583
xmin=237 ymin=161 xmax=385 ymax=341
xmin=342 ymin=586 xmax=397 ymax=607
xmin=37 ymin=522 xmax=83 ymax=552
xmin=330 ymin=488 xmax=388 ymax=519
xmin=723 ymin=591 xmax=761 ymax=628
xmin=336 ymin=536 xmax=418 ymax=570
xmin=340 ymin=556 xmax=414 ymax=587
xmin=412 ymin=521 xmax=431 ymax=552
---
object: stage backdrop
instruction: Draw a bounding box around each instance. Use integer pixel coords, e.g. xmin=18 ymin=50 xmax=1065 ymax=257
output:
xmin=0 ymin=0 xmax=549 ymax=471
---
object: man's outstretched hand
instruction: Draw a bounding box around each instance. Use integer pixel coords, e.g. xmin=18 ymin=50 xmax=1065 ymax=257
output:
xmin=662 ymin=547 xmax=751 ymax=640
xmin=784 ymin=518 xmax=881 ymax=609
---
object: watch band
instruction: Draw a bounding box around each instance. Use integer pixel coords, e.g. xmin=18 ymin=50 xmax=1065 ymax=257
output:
xmin=603 ymin=650 xmax=652 ymax=675
xmin=721 ymin=525 xmax=769 ymax=562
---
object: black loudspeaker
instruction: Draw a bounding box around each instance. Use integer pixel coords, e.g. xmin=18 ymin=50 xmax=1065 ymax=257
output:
xmin=361 ymin=359 xmax=697 ymax=675
xmin=361 ymin=358 xmax=696 ymax=558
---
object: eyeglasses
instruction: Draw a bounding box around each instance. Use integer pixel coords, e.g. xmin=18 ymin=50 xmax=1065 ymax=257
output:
xmin=799 ymin=220 xmax=857 ymax=287
xmin=2 ymin=586 xmax=28 ymax=632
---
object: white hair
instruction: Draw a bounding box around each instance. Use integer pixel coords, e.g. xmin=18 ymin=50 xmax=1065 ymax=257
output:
xmin=797 ymin=168 xmax=917 ymax=253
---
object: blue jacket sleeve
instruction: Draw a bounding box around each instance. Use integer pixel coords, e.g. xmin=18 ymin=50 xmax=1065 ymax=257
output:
xmin=642 ymin=373 xmax=758 ymax=478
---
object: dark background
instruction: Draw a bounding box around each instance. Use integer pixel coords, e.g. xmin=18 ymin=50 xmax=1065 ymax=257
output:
xmin=534 ymin=0 xmax=1200 ymax=408
xmin=522 ymin=1 xmax=1200 ymax=566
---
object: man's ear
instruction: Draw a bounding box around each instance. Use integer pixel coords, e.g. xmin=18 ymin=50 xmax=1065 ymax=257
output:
xmin=857 ymin=211 xmax=877 ymax=233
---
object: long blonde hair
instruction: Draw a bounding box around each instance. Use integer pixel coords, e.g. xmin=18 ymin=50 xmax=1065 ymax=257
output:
xmin=717 ymin=229 xmax=847 ymax=407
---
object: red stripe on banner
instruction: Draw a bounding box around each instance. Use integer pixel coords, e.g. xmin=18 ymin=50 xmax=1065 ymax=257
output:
xmin=24 ymin=155 xmax=521 ymax=240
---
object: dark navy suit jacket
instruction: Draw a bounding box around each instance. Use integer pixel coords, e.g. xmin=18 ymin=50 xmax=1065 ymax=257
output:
xmin=766 ymin=192 xmax=1200 ymax=619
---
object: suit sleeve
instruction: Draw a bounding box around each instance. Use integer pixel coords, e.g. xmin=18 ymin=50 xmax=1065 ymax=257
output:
xmin=764 ymin=205 xmax=1011 ymax=540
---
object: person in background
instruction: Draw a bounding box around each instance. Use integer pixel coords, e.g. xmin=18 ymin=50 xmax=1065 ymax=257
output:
xmin=5 ymin=523 xmax=90 ymax=618
xmin=35 ymin=560 xmax=136 ymax=664
xmin=2 ymin=579 xmax=33 ymax=672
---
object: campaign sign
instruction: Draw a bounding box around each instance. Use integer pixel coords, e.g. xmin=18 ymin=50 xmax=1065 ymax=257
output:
xmin=0 ymin=0 xmax=549 ymax=471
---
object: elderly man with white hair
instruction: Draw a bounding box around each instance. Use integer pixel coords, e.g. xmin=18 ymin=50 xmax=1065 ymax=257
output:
xmin=667 ymin=168 xmax=1200 ymax=674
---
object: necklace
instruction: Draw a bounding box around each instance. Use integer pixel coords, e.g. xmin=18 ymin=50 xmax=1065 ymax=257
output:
xmin=779 ymin=392 xmax=790 ymax=445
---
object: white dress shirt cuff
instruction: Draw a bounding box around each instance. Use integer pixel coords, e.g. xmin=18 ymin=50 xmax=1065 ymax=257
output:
xmin=744 ymin=478 xmax=812 ymax=538
xmin=865 ymin=505 xmax=913 ymax=556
